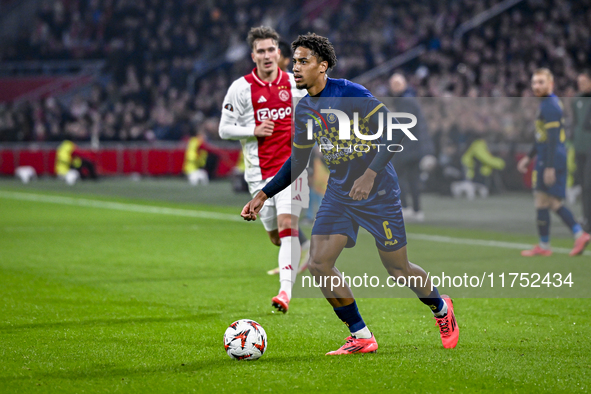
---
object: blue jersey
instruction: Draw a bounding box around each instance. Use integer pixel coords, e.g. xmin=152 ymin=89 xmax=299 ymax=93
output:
xmin=292 ymin=77 xmax=400 ymax=204
xmin=535 ymin=93 xmax=566 ymax=170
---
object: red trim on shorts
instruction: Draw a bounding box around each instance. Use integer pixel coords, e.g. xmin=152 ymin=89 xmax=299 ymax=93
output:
xmin=279 ymin=229 xmax=298 ymax=238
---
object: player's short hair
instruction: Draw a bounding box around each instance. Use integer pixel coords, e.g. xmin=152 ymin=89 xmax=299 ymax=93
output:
xmin=579 ymin=69 xmax=591 ymax=79
xmin=247 ymin=26 xmax=280 ymax=50
xmin=278 ymin=41 xmax=291 ymax=59
xmin=291 ymin=33 xmax=337 ymax=70
xmin=533 ymin=68 xmax=554 ymax=81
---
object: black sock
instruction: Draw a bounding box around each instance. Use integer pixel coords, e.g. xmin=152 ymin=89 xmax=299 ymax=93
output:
xmin=419 ymin=287 xmax=445 ymax=314
xmin=333 ymin=301 xmax=366 ymax=333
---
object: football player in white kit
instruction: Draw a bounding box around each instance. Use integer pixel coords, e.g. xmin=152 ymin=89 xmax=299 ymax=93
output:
xmin=219 ymin=26 xmax=309 ymax=313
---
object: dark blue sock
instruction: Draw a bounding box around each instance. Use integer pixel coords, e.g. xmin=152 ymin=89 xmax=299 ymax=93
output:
xmin=537 ymin=209 xmax=550 ymax=243
xmin=333 ymin=301 xmax=366 ymax=333
xmin=419 ymin=286 xmax=445 ymax=313
xmin=555 ymin=206 xmax=582 ymax=235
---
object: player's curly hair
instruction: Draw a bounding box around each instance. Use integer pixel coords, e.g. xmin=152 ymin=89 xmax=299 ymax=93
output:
xmin=291 ymin=33 xmax=337 ymax=70
xmin=247 ymin=26 xmax=280 ymax=50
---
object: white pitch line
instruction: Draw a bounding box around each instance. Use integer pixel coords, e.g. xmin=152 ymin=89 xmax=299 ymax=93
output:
xmin=0 ymin=190 xmax=242 ymax=222
xmin=1 ymin=190 xmax=589 ymax=256
xmin=407 ymin=233 xmax=590 ymax=256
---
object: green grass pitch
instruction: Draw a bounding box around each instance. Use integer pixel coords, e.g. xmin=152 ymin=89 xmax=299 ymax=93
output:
xmin=0 ymin=182 xmax=589 ymax=393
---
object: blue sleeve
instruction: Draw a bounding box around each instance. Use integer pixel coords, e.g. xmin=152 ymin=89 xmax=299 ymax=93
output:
xmin=344 ymin=81 xmax=373 ymax=98
xmin=344 ymin=82 xmax=408 ymax=173
xmin=368 ymin=105 xmax=406 ymax=173
xmin=262 ymin=100 xmax=314 ymax=198
xmin=542 ymin=101 xmax=562 ymax=168
xmin=261 ymin=146 xmax=312 ymax=198
xmin=292 ymin=100 xmax=316 ymax=149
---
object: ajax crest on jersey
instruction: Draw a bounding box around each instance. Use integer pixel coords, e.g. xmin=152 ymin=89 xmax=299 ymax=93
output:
xmin=278 ymin=89 xmax=290 ymax=101
xmin=223 ymin=319 xmax=267 ymax=360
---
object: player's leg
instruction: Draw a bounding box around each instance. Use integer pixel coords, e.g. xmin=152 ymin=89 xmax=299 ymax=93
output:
xmin=353 ymin=199 xmax=458 ymax=349
xmin=270 ymin=174 xmax=309 ymax=312
xmin=259 ymin=207 xmax=304 ymax=312
xmin=522 ymin=191 xmax=553 ymax=256
xmin=295 ymin=169 xmax=311 ymax=273
xmin=298 ymin=226 xmax=311 ymax=273
xmin=249 ymin=182 xmax=281 ymax=249
xmin=308 ymin=233 xmax=354 ymax=304
xmin=377 ymin=245 xmax=433 ymax=298
xmin=377 ymin=245 xmax=458 ymax=348
xmin=256 ymin=200 xmax=290 ymax=310
xmin=548 ymin=196 xmax=590 ymax=256
xmin=309 ymin=233 xmax=378 ymax=355
xmin=266 ymin=226 xmax=309 ymax=275
xmin=266 ymin=229 xmax=281 ymax=246
xmin=267 ymin=225 xmax=307 ymax=276
xmin=265 ymin=229 xmax=282 ymax=275
xmin=271 ymin=213 xmax=300 ymax=312
xmin=309 ymin=199 xmax=378 ymax=354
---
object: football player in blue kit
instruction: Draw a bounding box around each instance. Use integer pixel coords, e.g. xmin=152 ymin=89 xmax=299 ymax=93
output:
xmin=241 ymin=33 xmax=459 ymax=354
xmin=518 ymin=68 xmax=590 ymax=257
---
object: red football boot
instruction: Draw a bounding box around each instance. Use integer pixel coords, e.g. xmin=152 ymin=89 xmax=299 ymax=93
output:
xmin=569 ymin=232 xmax=590 ymax=256
xmin=521 ymin=245 xmax=553 ymax=257
xmin=271 ymin=291 xmax=290 ymax=313
xmin=435 ymin=295 xmax=459 ymax=349
xmin=325 ymin=334 xmax=378 ymax=355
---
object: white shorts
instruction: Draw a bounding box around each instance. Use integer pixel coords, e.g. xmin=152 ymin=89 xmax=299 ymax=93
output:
xmin=249 ymin=170 xmax=310 ymax=232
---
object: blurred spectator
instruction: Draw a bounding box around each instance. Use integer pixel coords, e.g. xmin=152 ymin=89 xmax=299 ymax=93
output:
xmin=387 ymin=73 xmax=435 ymax=221
xmin=278 ymin=40 xmax=292 ymax=72
xmin=1 ymin=0 xmax=591 ymax=146
xmin=572 ymin=70 xmax=591 ymax=230
xmin=183 ymin=131 xmax=209 ymax=186
xmin=54 ymin=139 xmax=98 ymax=185
xmin=460 ymin=132 xmax=506 ymax=197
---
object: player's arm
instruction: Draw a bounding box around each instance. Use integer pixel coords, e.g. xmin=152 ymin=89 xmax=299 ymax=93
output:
xmin=220 ymin=117 xmax=275 ymax=139
xmin=241 ymin=144 xmax=314 ymax=221
xmin=218 ymin=81 xmax=274 ymax=139
xmin=542 ymin=104 xmax=562 ymax=186
xmin=517 ymin=145 xmax=536 ymax=174
xmin=349 ymin=105 xmax=406 ymax=200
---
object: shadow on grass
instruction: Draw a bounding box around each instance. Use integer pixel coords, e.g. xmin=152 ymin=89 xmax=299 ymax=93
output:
xmin=0 ymin=355 xmax=328 ymax=382
xmin=79 ymin=273 xmax=260 ymax=285
xmin=0 ymin=312 xmax=221 ymax=332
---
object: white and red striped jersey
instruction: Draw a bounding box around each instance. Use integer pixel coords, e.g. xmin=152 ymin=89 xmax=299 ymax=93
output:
xmin=219 ymin=68 xmax=307 ymax=182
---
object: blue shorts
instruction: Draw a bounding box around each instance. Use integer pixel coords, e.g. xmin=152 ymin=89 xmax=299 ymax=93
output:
xmin=533 ymin=167 xmax=566 ymax=199
xmin=311 ymin=193 xmax=407 ymax=252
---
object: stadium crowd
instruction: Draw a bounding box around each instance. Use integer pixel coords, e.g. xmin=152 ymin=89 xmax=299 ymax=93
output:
xmin=0 ymin=0 xmax=590 ymax=144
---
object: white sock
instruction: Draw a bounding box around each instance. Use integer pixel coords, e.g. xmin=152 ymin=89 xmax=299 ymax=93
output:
xmin=539 ymin=241 xmax=551 ymax=250
xmin=278 ymin=234 xmax=301 ymax=299
xmin=351 ymin=326 xmax=372 ymax=339
xmin=574 ymin=230 xmax=583 ymax=239
xmin=434 ymin=301 xmax=448 ymax=317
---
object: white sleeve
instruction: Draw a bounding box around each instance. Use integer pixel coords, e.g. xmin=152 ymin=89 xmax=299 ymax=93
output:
xmin=219 ymin=78 xmax=256 ymax=140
